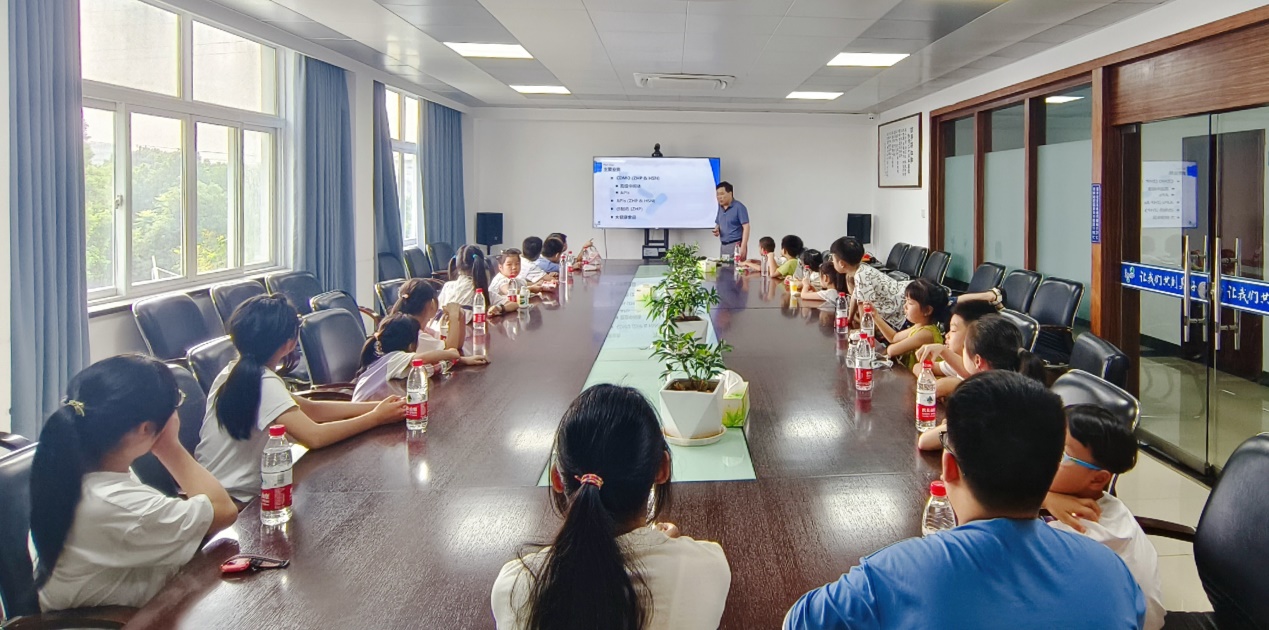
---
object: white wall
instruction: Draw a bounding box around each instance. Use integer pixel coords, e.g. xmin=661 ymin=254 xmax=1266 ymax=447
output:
xmin=0 ymin=3 xmax=9 ymax=433
xmin=467 ymin=109 xmax=875 ymax=260
xmin=873 ymin=0 xmax=1269 ymax=256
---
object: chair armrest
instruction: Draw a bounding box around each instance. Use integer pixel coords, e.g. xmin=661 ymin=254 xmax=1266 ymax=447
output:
xmin=1039 ymin=324 xmax=1074 ymax=333
xmin=357 ymin=306 xmax=382 ymax=328
xmin=294 ymin=384 xmax=355 ymax=401
xmin=1136 ymin=516 xmax=1197 ymax=542
xmin=3 ymin=606 xmax=136 ymax=629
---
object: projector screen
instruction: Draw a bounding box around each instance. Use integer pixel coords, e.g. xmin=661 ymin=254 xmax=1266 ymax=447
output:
xmin=593 ymin=157 xmax=721 ymax=229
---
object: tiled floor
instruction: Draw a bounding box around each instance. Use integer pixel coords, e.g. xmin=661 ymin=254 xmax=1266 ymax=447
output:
xmin=1114 ymin=452 xmax=1213 ymax=612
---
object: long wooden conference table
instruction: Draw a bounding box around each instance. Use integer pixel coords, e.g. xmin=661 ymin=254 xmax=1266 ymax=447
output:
xmin=129 ymin=260 xmax=941 ymax=629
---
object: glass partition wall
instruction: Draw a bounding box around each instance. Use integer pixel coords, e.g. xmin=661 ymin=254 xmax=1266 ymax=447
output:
xmin=984 ymin=105 xmax=1025 ymax=271
xmin=1037 ymin=86 xmax=1093 ymax=320
xmin=942 ymin=117 xmax=975 ymax=284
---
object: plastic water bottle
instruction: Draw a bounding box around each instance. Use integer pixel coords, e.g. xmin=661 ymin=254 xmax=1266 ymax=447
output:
xmin=473 ymin=289 xmax=487 ymax=333
xmin=518 ymin=282 xmax=530 ymax=307
xmin=916 ymin=360 xmax=937 ymax=431
xmin=860 ymin=303 xmax=876 ymax=342
xmin=835 ymin=292 xmax=849 ymax=334
xmin=260 ymin=425 xmax=293 ymax=525
xmin=922 ymin=480 xmax=957 ymax=536
xmin=406 ymin=358 xmax=429 ymax=432
xmin=854 ymin=333 xmax=873 ymax=391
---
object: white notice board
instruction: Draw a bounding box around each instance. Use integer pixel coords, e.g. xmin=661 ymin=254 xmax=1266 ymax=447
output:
xmin=1141 ymin=161 xmax=1198 ymax=229
xmin=878 ymin=114 xmax=922 ymax=188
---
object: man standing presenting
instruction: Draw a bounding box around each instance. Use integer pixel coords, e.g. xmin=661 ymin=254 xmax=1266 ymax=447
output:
xmin=713 ymin=181 xmax=749 ymax=260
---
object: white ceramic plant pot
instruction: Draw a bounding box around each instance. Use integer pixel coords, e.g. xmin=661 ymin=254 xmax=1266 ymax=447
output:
xmin=658 ymin=379 xmax=724 ymax=442
xmin=671 ymin=317 xmax=709 ymax=340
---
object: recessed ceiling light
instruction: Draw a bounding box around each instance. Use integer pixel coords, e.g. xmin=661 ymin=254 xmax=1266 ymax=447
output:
xmin=511 ymin=85 xmax=571 ymax=95
xmin=787 ymin=91 xmax=842 ymax=100
xmin=444 ymin=43 xmax=532 ymax=59
xmin=828 ymin=52 xmax=909 ymax=67
xmin=1045 ymin=95 xmax=1084 ymax=104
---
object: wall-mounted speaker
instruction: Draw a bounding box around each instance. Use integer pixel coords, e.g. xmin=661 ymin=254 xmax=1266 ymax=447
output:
xmin=476 ymin=212 xmax=503 ymax=247
xmin=847 ymin=213 xmax=872 ymax=245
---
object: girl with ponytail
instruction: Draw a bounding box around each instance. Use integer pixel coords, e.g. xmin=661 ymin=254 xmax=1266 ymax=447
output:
xmin=917 ymin=313 xmax=1047 ymax=450
xmin=438 ymin=244 xmax=495 ymax=322
xmin=388 ymin=278 xmax=487 ymax=368
xmin=30 ymin=355 xmax=237 ymax=611
xmin=195 ymin=295 xmax=409 ymax=502
xmin=491 ymin=385 xmax=731 ymax=630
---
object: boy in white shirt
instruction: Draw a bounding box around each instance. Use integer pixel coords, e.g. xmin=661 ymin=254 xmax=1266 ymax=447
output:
xmin=518 ymin=236 xmax=550 ymax=283
xmin=1044 ymin=403 xmax=1165 ymax=630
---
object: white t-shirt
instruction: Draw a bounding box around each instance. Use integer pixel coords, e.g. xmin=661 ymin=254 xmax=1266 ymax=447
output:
xmin=489 ymin=273 xmax=525 ymax=308
xmin=438 ymin=276 xmax=479 ymax=322
xmin=1049 ymin=493 xmax=1164 ymax=630
xmin=33 ymin=472 xmax=213 ymax=611
xmin=519 ymin=258 xmax=546 ymax=282
xmin=353 ymin=351 xmax=414 ymax=402
xmin=195 ymin=363 xmax=298 ymax=502
xmin=491 ymin=526 xmax=730 ymax=630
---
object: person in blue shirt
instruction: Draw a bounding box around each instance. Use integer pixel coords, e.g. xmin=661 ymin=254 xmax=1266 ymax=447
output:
xmin=784 ymin=370 xmax=1146 ymax=630
xmin=535 ymin=236 xmax=565 ymax=274
xmin=713 ymin=181 xmax=750 ymax=260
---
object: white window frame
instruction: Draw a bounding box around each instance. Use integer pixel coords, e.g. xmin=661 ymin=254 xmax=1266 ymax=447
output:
xmin=386 ymin=87 xmax=425 ymax=247
xmin=82 ymin=0 xmax=286 ymax=306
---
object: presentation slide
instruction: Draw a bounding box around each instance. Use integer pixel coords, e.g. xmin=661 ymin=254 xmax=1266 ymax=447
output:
xmin=593 ymin=157 xmax=721 ymax=229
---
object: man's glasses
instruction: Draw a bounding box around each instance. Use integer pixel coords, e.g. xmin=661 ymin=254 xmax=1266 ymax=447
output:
xmin=938 ymin=429 xmax=954 ymax=456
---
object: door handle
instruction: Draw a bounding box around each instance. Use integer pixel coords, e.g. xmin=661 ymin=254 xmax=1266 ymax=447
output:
xmin=1182 ymin=235 xmax=1193 ymax=343
xmin=1214 ymin=237 xmax=1223 ymax=351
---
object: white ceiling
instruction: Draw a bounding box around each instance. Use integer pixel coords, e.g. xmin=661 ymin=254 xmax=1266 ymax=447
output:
xmin=210 ymin=0 xmax=1171 ymax=113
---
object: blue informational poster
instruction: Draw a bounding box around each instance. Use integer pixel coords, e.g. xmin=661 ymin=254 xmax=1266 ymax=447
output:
xmin=1091 ymin=184 xmax=1102 ymax=244
xmin=593 ymin=157 xmax=722 ymax=229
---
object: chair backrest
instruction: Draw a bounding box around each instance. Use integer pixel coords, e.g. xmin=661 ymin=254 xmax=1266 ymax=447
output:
xmin=883 ymin=243 xmax=908 ymax=269
xmin=1027 ymin=277 xmax=1085 ymax=328
xmin=403 ymin=246 xmax=433 ymax=278
xmin=427 ymin=242 xmax=455 ymax=272
xmin=966 ymin=262 xmax=1006 ymax=294
xmin=999 ymin=308 xmax=1040 ymax=352
xmin=0 ymin=444 xmax=38 ymax=619
xmin=897 ymin=245 xmax=928 ymax=277
xmin=0 ymin=434 xmax=32 ymax=452
xmin=209 ymin=279 xmax=266 ymax=329
xmin=1000 ymin=269 xmax=1043 ymax=312
xmin=186 ymin=335 xmax=238 ymax=394
xmin=265 ymin=271 xmax=323 ymax=315
xmin=130 ymin=365 xmax=208 ymax=495
xmin=1068 ymin=332 xmax=1130 ymax=389
xmin=919 ymin=251 xmax=951 ymax=284
xmin=1194 ymin=433 xmax=1269 ymax=628
xmin=1050 ymin=368 xmax=1140 ymax=432
xmin=311 ymin=290 xmax=367 ymax=335
xmin=132 ymin=293 xmax=216 ymax=361
xmin=375 ymin=279 xmax=407 ymax=315
xmin=378 ymin=252 xmax=406 ymax=283
xmin=299 ymin=310 xmax=367 ymax=385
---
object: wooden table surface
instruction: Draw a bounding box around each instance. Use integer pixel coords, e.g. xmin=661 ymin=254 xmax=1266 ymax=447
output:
xmin=128 ymin=260 xmax=941 ymax=630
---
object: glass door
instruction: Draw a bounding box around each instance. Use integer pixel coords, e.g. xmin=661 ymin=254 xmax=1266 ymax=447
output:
xmin=1122 ymin=105 xmax=1269 ymax=476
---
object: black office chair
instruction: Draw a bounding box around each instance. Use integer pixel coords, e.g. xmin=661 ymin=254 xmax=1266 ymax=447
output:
xmin=1027 ymin=277 xmax=1085 ymax=364
xmin=1068 ymin=333 xmax=1130 ymax=389
xmin=919 ymin=251 xmax=951 ymax=284
xmin=1000 ymin=309 xmax=1040 ymax=352
xmin=0 ymin=433 xmax=32 ymax=451
xmin=403 ymin=246 xmax=434 ymax=278
xmin=311 ymin=290 xmax=376 ymax=335
xmin=1000 ymin=269 xmax=1042 ymax=312
xmin=375 ymin=279 xmax=407 ymax=315
xmin=1051 ymin=369 xmax=1140 ymax=432
xmin=209 ymin=279 xmax=266 ymax=329
xmin=186 ymin=335 xmax=238 ymax=394
xmin=889 ymin=245 xmax=928 ymax=280
xmin=132 ymin=293 xmax=217 ymax=362
xmin=130 ymin=365 xmax=208 ymax=496
xmin=876 ymin=243 xmax=908 ymax=271
xmin=378 ymin=252 xmax=407 ymax=283
xmin=298 ymin=310 xmax=366 ymax=386
xmin=1136 ymin=433 xmax=1269 ymax=629
xmin=964 ymin=262 xmax=1006 ymax=294
xmin=1 ymin=443 xmax=136 ymax=628
xmin=427 ymin=242 xmax=455 ymax=278
xmin=265 ymin=271 xmax=324 ymax=315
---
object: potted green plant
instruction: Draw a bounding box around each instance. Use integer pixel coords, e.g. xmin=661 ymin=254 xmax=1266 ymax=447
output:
xmin=651 ymin=328 xmax=733 ymax=444
xmin=647 ymin=244 xmax=720 ymax=340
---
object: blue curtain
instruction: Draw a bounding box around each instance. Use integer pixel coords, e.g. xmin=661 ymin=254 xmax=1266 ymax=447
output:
xmin=373 ymin=82 xmax=403 ymax=279
xmin=297 ymin=57 xmax=355 ymax=295
xmin=9 ymin=0 xmax=90 ymax=437
xmin=424 ymin=101 xmax=466 ymax=248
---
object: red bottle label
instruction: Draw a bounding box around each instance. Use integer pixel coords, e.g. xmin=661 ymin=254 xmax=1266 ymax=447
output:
xmin=855 ymin=367 xmax=873 ymax=385
xmin=835 ymin=316 xmax=848 ymax=329
xmin=918 ymin=403 xmax=936 ymax=421
xmin=261 ymin=472 xmax=292 ymax=511
xmin=406 ymin=401 xmax=428 ymax=420
xmin=474 ymin=312 xmax=487 ymax=324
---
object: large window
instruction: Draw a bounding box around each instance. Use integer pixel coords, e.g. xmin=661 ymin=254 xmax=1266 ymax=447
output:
xmin=81 ymin=0 xmax=282 ymax=302
xmin=386 ymin=87 xmax=425 ymax=245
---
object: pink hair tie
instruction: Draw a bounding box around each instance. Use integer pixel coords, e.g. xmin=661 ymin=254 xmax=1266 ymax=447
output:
xmin=575 ymin=473 xmax=604 ymax=489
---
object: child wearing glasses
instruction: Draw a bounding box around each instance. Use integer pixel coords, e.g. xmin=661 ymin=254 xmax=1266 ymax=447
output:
xmin=1043 ymin=404 xmax=1164 ymax=630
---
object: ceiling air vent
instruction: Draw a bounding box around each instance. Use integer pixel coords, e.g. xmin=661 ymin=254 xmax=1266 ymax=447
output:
xmin=634 ymin=73 xmax=732 ymax=90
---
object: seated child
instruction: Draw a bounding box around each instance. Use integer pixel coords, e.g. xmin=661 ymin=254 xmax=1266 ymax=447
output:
xmin=741 ymin=236 xmax=776 ymax=273
xmin=869 ymin=278 xmax=949 ymax=369
xmin=519 ymin=236 xmax=549 ymax=283
xmin=767 ymin=235 xmax=805 ymax=279
xmin=535 ymin=237 xmax=567 ymax=275
xmin=911 ymin=300 xmax=998 ymax=397
xmin=800 ymin=260 xmax=847 ymax=304
xmin=798 ymin=249 xmax=824 ymax=286
xmin=1043 ymin=404 xmax=1164 ymax=630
